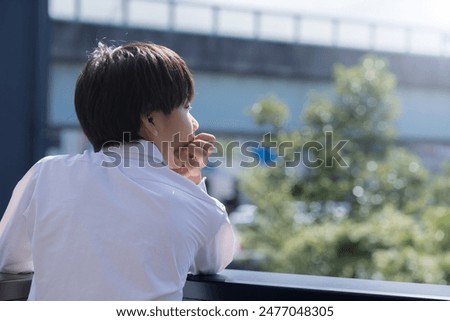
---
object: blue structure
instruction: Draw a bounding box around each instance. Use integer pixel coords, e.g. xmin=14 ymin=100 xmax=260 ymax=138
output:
xmin=0 ymin=0 xmax=49 ymax=217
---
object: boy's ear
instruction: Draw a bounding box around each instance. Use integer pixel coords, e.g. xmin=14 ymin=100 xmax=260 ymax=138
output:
xmin=139 ymin=114 xmax=158 ymax=139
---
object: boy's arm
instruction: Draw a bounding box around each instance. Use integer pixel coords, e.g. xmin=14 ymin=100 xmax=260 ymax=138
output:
xmin=0 ymin=165 xmax=38 ymax=273
xmin=189 ymin=218 xmax=235 ymax=275
xmin=174 ymin=133 xmax=235 ymax=273
xmin=189 ymin=180 xmax=235 ymax=274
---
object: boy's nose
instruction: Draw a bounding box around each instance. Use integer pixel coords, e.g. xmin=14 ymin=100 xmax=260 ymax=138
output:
xmin=191 ymin=115 xmax=199 ymax=132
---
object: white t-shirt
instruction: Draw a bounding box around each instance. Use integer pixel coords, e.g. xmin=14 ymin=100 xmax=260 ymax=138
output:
xmin=0 ymin=141 xmax=234 ymax=300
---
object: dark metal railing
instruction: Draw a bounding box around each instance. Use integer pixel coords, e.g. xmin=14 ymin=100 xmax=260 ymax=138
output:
xmin=0 ymin=273 xmax=33 ymax=301
xmin=2 ymin=269 xmax=449 ymax=301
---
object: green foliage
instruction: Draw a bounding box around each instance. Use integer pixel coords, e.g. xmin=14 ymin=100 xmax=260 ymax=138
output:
xmin=248 ymin=96 xmax=289 ymax=130
xmin=238 ymin=166 xmax=296 ymax=268
xmin=280 ymin=205 xmax=422 ymax=279
xmin=236 ymin=55 xmax=450 ymax=284
xmin=427 ymin=162 xmax=450 ymax=207
xmin=304 ymin=56 xmax=399 ymax=158
xmin=355 ymin=148 xmax=429 ymax=216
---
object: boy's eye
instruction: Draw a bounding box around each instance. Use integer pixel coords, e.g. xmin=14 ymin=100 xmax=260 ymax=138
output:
xmin=185 ymin=104 xmax=192 ymax=111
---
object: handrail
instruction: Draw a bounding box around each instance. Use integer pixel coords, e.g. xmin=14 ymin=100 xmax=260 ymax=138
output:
xmin=48 ymin=0 xmax=450 ymax=57
xmin=184 ymin=269 xmax=450 ymax=301
xmin=2 ymin=270 xmax=449 ymax=301
xmin=0 ymin=273 xmax=33 ymax=301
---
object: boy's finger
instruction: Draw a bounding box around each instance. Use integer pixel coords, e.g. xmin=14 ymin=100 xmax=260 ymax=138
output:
xmin=178 ymin=145 xmax=208 ymax=168
xmin=189 ymin=140 xmax=215 ymax=153
xmin=194 ymin=133 xmax=216 ymax=143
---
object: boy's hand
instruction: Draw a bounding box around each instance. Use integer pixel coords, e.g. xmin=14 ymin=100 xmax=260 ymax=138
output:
xmin=172 ymin=133 xmax=216 ymax=184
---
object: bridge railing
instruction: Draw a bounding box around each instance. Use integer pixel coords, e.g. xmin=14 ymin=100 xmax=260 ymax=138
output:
xmin=2 ymin=269 xmax=450 ymax=301
xmin=48 ymin=0 xmax=450 ymax=57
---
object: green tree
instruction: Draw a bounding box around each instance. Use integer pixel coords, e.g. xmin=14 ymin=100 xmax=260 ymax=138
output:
xmin=427 ymin=162 xmax=450 ymax=207
xmin=293 ymin=56 xmax=418 ymax=217
xmin=248 ymin=96 xmax=290 ymax=132
xmin=239 ymin=166 xmax=296 ymax=269
xmin=236 ymin=55 xmax=450 ymax=284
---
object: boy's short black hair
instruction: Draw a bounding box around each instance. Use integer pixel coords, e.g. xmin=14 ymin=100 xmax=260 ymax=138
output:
xmin=75 ymin=42 xmax=194 ymax=152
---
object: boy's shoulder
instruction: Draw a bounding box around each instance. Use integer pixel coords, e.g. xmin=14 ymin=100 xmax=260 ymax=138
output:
xmin=35 ymin=153 xmax=82 ymax=166
xmin=33 ymin=151 xmax=98 ymax=174
xmin=37 ymin=154 xmax=70 ymax=164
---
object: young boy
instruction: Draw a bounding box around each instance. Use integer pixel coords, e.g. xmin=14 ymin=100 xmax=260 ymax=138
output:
xmin=0 ymin=42 xmax=235 ymax=300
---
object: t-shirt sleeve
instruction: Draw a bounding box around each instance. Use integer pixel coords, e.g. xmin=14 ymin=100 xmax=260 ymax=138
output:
xmin=0 ymin=163 xmax=40 ymax=273
xmin=188 ymin=177 xmax=235 ymax=275
xmin=189 ymin=177 xmax=235 ymax=274
xmin=189 ymin=220 xmax=235 ymax=275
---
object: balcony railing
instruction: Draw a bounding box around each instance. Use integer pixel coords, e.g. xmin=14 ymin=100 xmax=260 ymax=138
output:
xmin=2 ymin=269 xmax=450 ymax=301
xmin=48 ymin=0 xmax=450 ymax=57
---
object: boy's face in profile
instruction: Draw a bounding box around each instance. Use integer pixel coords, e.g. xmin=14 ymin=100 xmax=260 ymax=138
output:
xmin=140 ymin=101 xmax=216 ymax=184
xmin=141 ymin=102 xmax=199 ymax=169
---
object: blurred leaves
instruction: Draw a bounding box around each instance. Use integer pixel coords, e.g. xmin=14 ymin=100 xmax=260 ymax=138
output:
xmin=248 ymin=96 xmax=290 ymax=131
xmin=238 ymin=166 xmax=296 ymax=265
xmin=237 ymin=55 xmax=450 ymax=284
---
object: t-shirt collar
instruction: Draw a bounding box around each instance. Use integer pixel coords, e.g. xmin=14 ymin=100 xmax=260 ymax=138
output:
xmin=102 ymin=140 xmax=166 ymax=168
